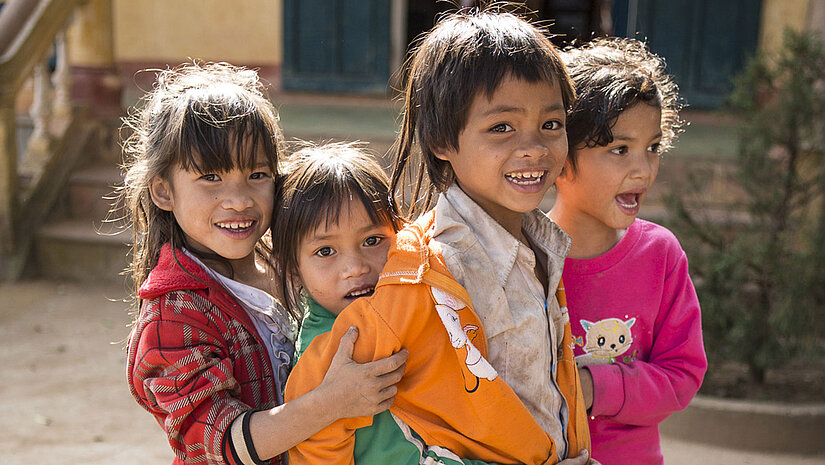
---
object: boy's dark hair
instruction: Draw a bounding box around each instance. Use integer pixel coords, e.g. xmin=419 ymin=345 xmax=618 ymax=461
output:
xmin=390 ymin=7 xmax=575 ymax=217
xmin=272 ymin=142 xmax=403 ymax=315
xmin=561 ymin=37 xmax=683 ymax=173
xmin=120 ymin=61 xmax=284 ymax=295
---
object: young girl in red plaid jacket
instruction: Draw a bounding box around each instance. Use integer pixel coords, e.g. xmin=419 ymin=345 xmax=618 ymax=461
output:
xmin=122 ymin=62 xmax=407 ymax=465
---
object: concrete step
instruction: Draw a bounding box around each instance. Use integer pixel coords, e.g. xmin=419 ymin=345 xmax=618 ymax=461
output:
xmin=66 ymin=164 xmax=123 ymax=222
xmin=661 ymin=395 xmax=825 ymax=455
xmin=34 ymin=218 xmax=131 ymax=283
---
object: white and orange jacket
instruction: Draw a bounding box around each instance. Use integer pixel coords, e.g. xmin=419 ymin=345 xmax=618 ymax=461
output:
xmin=285 ymin=210 xmax=591 ymax=465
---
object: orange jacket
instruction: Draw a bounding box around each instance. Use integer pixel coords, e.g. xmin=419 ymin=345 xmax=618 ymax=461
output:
xmin=285 ymin=211 xmax=590 ymax=464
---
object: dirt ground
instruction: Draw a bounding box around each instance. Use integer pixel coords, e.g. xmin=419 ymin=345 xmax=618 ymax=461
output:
xmin=0 ymin=280 xmax=173 ymax=465
xmin=2 ymin=279 xmax=824 ymax=465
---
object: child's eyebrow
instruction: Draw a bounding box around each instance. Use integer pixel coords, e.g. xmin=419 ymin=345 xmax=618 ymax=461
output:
xmin=612 ymin=132 xmax=663 ymax=142
xmin=482 ymin=103 xmax=565 ymax=117
xmin=306 ymin=223 xmax=384 ymax=242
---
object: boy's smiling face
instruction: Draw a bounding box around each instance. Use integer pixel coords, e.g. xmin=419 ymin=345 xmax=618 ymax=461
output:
xmin=434 ymin=75 xmax=567 ymax=237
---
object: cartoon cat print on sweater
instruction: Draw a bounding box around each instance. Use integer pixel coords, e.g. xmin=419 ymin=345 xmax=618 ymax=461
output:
xmin=431 ymin=287 xmax=497 ymax=392
xmin=576 ymin=317 xmax=636 ymax=365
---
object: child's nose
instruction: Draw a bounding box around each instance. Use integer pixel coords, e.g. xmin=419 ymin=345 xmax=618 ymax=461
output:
xmin=222 ymin=187 xmax=255 ymax=211
xmin=517 ymin=132 xmax=550 ymax=158
xmin=342 ymin=254 xmax=370 ymax=278
xmin=631 ymin=152 xmax=656 ymax=180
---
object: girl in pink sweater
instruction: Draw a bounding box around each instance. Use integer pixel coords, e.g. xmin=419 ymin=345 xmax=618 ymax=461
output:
xmin=549 ymin=38 xmax=707 ymax=465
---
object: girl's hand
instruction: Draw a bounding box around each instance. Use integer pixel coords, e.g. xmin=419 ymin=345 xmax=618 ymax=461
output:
xmin=557 ymin=449 xmax=595 ymax=465
xmin=317 ymin=326 xmax=408 ymax=421
xmin=578 ymin=366 xmax=594 ymax=410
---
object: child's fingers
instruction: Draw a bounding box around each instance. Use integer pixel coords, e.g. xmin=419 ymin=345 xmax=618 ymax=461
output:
xmin=331 ymin=326 xmax=359 ymax=364
xmin=558 ymin=449 xmax=589 ymax=465
xmin=373 ymin=384 xmax=398 ymax=412
xmin=378 ymin=384 xmax=398 ymax=401
xmin=375 ymin=361 xmax=405 ymax=388
xmin=364 ymin=349 xmax=408 ymax=376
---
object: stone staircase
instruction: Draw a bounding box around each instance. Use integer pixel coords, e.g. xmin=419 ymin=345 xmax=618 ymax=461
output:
xmin=29 ymin=118 xmax=131 ymax=283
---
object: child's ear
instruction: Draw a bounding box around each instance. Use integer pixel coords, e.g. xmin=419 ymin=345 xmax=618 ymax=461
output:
xmin=432 ymin=145 xmax=454 ymax=162
xmin=148 ymin=177 xmax=174 ymax=211
xmin=557 ymin=159 xmax=574 ymax=180
xmin=287 ymin=269 xmax=303 ymax=294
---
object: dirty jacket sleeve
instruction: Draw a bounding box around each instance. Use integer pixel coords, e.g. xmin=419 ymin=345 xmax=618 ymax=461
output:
xmin=294 ymin=297 xmax=496 ymax=465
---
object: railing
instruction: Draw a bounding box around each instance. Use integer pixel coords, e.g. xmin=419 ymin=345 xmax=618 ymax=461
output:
xmin=0 ymin=0 xmax=85 ymax=280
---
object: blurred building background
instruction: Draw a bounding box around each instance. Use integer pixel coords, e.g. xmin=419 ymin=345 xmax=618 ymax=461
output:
xmin=94 ymin=1 xmax=825 ymax=105
xmin=16 ymin=0 xmax=825 ymax=112
xmin=1 ymin=0 xmax=824 ymax=278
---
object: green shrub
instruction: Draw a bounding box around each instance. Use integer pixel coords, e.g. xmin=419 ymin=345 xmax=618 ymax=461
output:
xmin=666 ymin=29 xmax=825 ymax=382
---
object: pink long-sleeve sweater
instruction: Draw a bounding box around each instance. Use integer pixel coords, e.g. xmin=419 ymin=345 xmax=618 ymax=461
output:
xmin=562 ymin=219 xmax=707 ymax=465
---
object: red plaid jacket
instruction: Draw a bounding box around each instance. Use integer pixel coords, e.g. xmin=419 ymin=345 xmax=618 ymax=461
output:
xmin=127 ymin=244 xmax=282 ymax=465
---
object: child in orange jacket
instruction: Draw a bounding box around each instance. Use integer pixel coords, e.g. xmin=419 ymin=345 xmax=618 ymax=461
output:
xmin=285 ymin=8 xmax=592 ymax=465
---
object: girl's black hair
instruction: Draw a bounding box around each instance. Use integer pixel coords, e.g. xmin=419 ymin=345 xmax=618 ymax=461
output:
xmin=271 ymin=142 xmax=403 ymax=316
xmin=560 ymin=37 xmax=683 ymax=173
xmin=390 ymin=6 xmax=575 ymax=217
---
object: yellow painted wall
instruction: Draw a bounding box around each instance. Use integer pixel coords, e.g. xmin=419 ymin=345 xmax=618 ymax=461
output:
xmin=758 ymin=0 xmax=811 ymax=54
xmin=67 ymin=0 xmax=115 ymax=66
xmin=112 ymin=0 xmax=282 ymax=65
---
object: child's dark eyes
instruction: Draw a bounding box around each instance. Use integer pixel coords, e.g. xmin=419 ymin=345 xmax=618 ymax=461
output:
xmin=490 ymin=121 xmax=562 ymax=133
xmin=648 ymin=143 xmax=662 ymax=154
xmin=250 ymin=171 xmax=270 ymax=180
xmin=200 ymin=173 xmax=221 ymax=182
xmin=543 ymin=120 xmax=563 ymax=130
xmin=314 ymin=246 xmax=335 ymax=257
xmin=609 ymin=146 xmax=628 ymax=156
xmin=363 ymin=235 xmax=384 ymax=247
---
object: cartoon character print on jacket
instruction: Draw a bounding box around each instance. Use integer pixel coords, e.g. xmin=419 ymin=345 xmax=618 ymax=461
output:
xmin=575 ymin=317 xmax=636 ymax=365
xmin=431 ymin=287 xmax=498 ymax=392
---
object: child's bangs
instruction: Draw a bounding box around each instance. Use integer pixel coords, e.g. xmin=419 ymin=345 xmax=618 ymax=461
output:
xmin=576 ymin=72 xmax=662 ymax=149
xmin=478 ymin=58 xmax=567 ymax=104
xmin=458 ymin=14 xmax=572 ymax=106
xmin=300 ymin=175 xmax=395 ymax=239
xmin=175 ymin=95 xmax=278 ymax=175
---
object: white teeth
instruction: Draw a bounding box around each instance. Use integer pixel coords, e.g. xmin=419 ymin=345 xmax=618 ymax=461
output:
xmin=347 ymin=287 xmax=374 ymax=298
xmin=217 ymin=221 xmax=253 ymax=230
xmin=506 ymin=171 xmax=545 ymax=185
xmin=618 ymin=200 xmax=638 ymax=208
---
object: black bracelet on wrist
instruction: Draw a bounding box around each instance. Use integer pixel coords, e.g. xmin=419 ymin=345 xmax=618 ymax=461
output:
xmin=242 ymin=409 xmax=269 ymax=465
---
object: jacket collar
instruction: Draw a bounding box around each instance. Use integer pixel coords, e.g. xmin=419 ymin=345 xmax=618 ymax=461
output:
xmin=431 ymin=183 xmax=570 ymax=289
xmin=377 ymin=210 xmax=474 ymax=308
xmin=433 ymin=184 xmax=521 ymax=288
xmin=138 ymin=243 xmax=220 ymax=298
xmin=138 ymin=244 xmax=256 ymax=330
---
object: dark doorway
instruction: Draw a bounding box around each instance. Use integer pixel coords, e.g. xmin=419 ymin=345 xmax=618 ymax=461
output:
xmin=405 ymin=1 xmax=609 ymax=50
xmin=282 ymin=0 xmax=392 ymax=94
xmin=613 ymin=0 xmax=762 ymax=108
xmin=526 ymin=0 xmax=612 ymax=46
